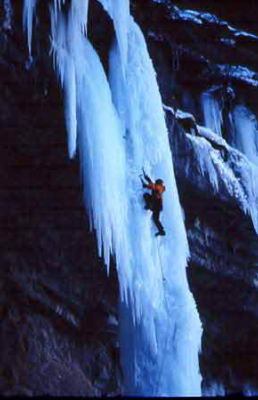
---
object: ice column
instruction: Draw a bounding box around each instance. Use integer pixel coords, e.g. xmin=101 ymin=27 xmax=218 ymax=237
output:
xmin=232 ymin=104 xmax=258 ymax=166
xmin=109 ymin=17 xmax=202 ymax=396
xmin=23 ymin=0 xmax=37 ymax=54
xmin=201 ymin=91 xmax=223 ymax=136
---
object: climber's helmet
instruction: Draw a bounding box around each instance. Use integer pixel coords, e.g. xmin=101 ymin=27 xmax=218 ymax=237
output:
xmin=155 ymin=179 xmax=164 ymax=185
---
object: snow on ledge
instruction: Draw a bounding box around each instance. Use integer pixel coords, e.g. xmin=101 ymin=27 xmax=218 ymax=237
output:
xmin=171 ymin=5 xmax=258 ymax=42
xmin=187 ymin=129 xmax=258 ymax=233
xmin=164 ymin=105 xmax=258 ymax=233
xmin=217 ymin=65 xmax=258 ymax=87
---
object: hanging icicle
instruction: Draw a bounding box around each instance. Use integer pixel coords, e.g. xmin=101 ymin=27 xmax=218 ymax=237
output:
xmin=23 ymin=0 xmax=37 ymax=54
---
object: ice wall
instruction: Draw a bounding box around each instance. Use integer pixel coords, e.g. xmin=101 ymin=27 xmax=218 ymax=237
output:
xmin=232 ymin=105 xmax=258 ymax=166
xmin=98 ymin=0 xmax=129 ymax=74
xmin=201 ymin=91 xmax=223 ymax=136
xmin=23 ymin=0 xmax=202 ymax=396
xmin=109 ymin=21 xmax=201 ymax=396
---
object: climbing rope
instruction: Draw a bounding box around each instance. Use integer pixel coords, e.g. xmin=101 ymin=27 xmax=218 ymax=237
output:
xmin=156 ymin=238 xmax=165 ymax=283
xmin=154 ymin=238 xmax=174 ymax=395
xmin=172 ymin=48 xmax=180 ymax=72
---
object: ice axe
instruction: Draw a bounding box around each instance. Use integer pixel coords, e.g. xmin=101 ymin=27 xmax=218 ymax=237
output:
xmin=139 ymin=169 xmax=146 ymax=185
xmin=138 ymin=167 xmax=146 ymax=179
xmin=142 ymin=167 xmax=150 ymax=182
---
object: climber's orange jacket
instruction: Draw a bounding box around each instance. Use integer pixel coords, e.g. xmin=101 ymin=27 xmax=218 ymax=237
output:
xmin=145 ymin=183 xmax=166 ymax=202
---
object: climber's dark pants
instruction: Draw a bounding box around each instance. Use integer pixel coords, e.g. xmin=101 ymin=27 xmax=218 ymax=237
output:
xmin=143 ymin=193 xmax=164 ymax=233
xmin=152 ymin=209 xmax=164 ymax=233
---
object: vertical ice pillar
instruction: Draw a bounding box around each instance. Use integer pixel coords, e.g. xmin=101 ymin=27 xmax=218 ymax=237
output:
xmin=201 ymin=91 xmax=223 ymax=136
xmin=109 ymin=17 xmax=202 ymax=396
xmin=23 ymin=0 xmax=37 ymax=54
xmin=232 ymin=105 xmax=258 ymax=166
xmin=50 ymin=0 xmax=89 ymax=158
xmin=97 ymin=0 xmax=129 ymax=74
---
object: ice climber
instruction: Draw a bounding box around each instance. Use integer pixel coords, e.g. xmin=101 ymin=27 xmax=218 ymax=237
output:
xmin=140 ymin=169 xmax=166 ymax=236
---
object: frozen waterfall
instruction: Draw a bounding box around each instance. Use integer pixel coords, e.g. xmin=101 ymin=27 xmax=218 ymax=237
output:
xmin=23 ymin=0 xmax=202 ymax=396
xmin=201 ymin=90 xmax=223 ymax=137
xmin=232 ymin=104 xmax=258 ymax=166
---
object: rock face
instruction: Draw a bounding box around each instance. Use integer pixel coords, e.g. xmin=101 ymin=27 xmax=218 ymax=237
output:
xmin=0 ymin=1 xmax=121 ymax=396
xmin=1 ymin=0 xmax=258 ymax=396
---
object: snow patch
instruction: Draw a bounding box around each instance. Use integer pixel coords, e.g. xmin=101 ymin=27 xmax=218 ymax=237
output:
xmin=172 ymin=5 xmax=258 ymax=42
xmin=203 ymin=381 xmax=225 ymax=397
xmin=174 ymin=110 xmax=258 ymax=233
xmin=217 ymin=65 xmax=258 ymax=87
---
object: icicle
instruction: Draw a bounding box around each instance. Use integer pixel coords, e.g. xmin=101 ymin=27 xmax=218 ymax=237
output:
xmin=49 ymin=0 xmax=89 ymax=158
xmin=50 ymin=7 xmax=75 ymax=157
xmin=97 ymin=0 xmax=130 ymax=75
xmin=232 ymin=104 xmax=258 ymax=165
xmin=174 ymin=114 xmax=258 ymax=234
xmin=23 ymin=0 xmax=37 ymax=55
xmin=201 ymin=91 xmax=223 ymax=136
xmin=71 ymin=0 xmax=89 ymax=34
xmin=76 ymin=38 xmax=134 ymax=299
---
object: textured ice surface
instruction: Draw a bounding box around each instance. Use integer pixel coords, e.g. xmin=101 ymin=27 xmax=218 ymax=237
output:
xmin=165 ymin=103 xmax=258 ymax=233
xmin=217 ymin=65 xmax=258 ymax=87
xmin=232 ymin=105 xmax=258 ymax=165
xmin=109 ymin=19 xmax=201 ymax=395
xmin=201 ymin=91 xmax=223 ymax=137
xmin=97 ymin=0 xmax=129 ymax=74
xmin=172 ymin=105 xmax=258 ymax=233
xmin=202 ymin=381 xmax=225 ymax=397
xmin=172 ymin=5 xmax=258 ymax=41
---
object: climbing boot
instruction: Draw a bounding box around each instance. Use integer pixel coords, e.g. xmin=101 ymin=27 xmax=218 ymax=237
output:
xmin=155 ymin=230 xmax=166 ymax=236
